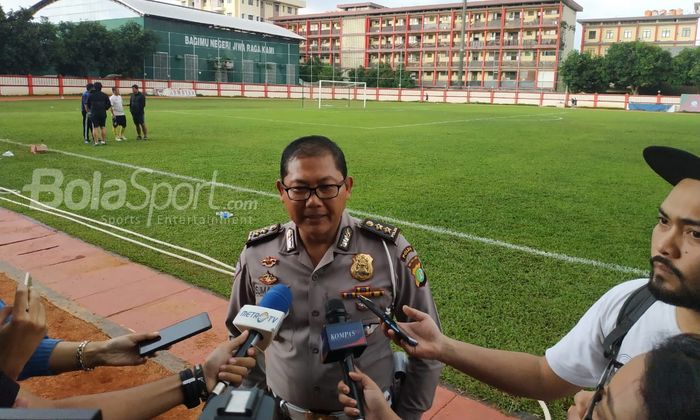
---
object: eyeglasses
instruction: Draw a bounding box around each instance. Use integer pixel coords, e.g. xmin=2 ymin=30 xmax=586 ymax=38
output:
xmin=280 ymin=179 xmax=346 ymax=201
xmin=583 ymin=359 xmax=623 ymax=420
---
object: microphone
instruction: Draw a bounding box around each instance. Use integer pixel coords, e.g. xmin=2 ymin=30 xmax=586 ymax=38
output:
xmin=209 ymin=284 xmax=292 ymax=399
xmin=321 ymin=299 xmax=367 ymax=420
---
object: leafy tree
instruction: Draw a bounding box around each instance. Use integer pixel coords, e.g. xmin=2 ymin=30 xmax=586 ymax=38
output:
xmin=0 ymin=7 xmax=57 ymax=74
xmin=669 ymin=46 xmax=700 ymax=88
xmin=108 ymin=22 xmax=159 ymax=78
xmin=299 ymin=56 xmax=341 ymax=82
xmin=54 ymin=21 xmax=114 ymax=76
xmin=603 ymin=41 xmax=672 ymax=94
xmin=560 ymin=50 xmax=606 ymax=93
xmin=394 ymin=64 xmax=415 ymax=88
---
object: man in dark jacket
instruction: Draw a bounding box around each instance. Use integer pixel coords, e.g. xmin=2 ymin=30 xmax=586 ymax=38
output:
xmin=129 ymin=84 xmax=148 ymax=140
xmin=81 ymin=83 xmax=94 ymax=144
xmin=86 ymin=82 xmax=111 ymax=146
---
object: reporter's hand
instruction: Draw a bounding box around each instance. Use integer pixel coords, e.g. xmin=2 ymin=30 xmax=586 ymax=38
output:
xmin=337 ymin=370 xmax=399 ymax=420
xmin=86 ymin=332 xmax=160 ymax=368
xmin=0 ymin=284 xmax=47 ymax=379
xmin=203 ymin=331 xmax=256 ymax=391
xmin=567 ymin=390 xmax=594 ymax=420
xmin=383 ymin=305 xmax=444 ymax=360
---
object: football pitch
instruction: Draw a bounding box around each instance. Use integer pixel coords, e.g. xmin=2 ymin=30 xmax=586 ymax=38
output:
xmin=1 ymin=97 xmax=699 ymax=416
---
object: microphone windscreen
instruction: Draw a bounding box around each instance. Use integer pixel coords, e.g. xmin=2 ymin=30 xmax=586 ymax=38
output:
xmin=259 ymin=284 xmax=292 ymax=313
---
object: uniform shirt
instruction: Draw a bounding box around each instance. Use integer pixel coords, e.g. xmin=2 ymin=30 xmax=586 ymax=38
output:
xmin=86 ymin=91 xmax=110 ymax=117
xmin=109 ymin=94 xmax=125 ymax=116
xmin=545 ymin=279 xmax=680 ymax=387
xmin=226 ymin=210 xmax=443 ymax=419
xmin=130 ymin=92 xmax=146 ymax=114
xmin=81 ymin=90 xmax=90 ymax=113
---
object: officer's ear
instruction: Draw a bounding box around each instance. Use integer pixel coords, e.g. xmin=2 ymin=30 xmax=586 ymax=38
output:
xmin=344 ymin=176 xmax=353 ymax=196
xmin=275 ymin=180 xmax=285 ymax=201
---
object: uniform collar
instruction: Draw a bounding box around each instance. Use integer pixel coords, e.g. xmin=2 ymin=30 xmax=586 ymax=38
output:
xmin=278 ymin=210 xmax=357 ymax=256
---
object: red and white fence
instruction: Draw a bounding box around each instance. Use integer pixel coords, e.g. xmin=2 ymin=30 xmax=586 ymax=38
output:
xmin=0 ymin=74 xmax=682 ymax=110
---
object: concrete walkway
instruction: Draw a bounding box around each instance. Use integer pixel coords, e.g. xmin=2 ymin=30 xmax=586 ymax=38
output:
xmin=0 ymin=207 xmax=514 ymax=419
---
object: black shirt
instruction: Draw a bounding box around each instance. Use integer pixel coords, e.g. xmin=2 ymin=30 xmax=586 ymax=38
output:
xmin=130 ymin=92 xmax=146 ymax=114
xmin=86 ymin=91 xmax=111 ymax=116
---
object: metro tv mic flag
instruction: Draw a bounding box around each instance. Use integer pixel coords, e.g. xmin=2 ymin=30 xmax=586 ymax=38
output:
xmin=321 ymin=299 xmax=367 ymax=420
xmin=209 ymin=284 xmax=293 ymax=399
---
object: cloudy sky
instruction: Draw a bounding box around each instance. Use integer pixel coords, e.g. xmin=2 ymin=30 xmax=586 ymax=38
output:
xmin=2 ymin=0 xmax=697 ymax=48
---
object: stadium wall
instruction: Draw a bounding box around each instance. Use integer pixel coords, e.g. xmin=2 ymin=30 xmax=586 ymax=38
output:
xmin=0 ymin=75 xmax=683 ymax=110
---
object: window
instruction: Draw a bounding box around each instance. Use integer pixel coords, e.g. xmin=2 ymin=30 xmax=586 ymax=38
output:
xmin=605 ymin=30 xmax=614 ymax=39
xmin=227 ymin=12 xmax=231 ymax=15
xmin=542 ymin=50 xmax=556 ymax=57
xmin=287 ymin=6 xmax=292 ymax=13
xmin=248 ymin=0 xmax=252 ymax=4
xmin=274 ymin=4 xmax=279 ymax=12
xmin=528 ymin=11 xmax=535 ymax=16
xmin=682 ymin=27 xmax=691 ymax=37
xmin=248 ymin=14 xmax=253 ymax=20
xmin=642 ymin=29 xmax=651 ymax=39
xmin=661 ymin=29 xmax=671 ymax=38
xmin=623 ymin=30 xmax=632 ymax=39
xmin=256 ymin=0 xmax=258 ymax=5
xmin=588 ymin=30 xmax=597 ymax=40
xmin=241 ymin=13 xmax=245 ymax=18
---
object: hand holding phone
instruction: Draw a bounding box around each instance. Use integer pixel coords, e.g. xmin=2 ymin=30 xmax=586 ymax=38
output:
xmin=356 ymin=295 xmax=418 ymax=346
xmin=138 ymin=313 xmax=212 ymax=356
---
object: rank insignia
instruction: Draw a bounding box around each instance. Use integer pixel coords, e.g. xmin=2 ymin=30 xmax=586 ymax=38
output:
xmin=246 ymin=223 xmax=282 ymax=246
xmin=359 ymin=218 xmax=399 ymax=244
xmin=259 ymin=271 xmax=278 ymax=286
xmin=400 ymin=246 xmax=414 ymax=262
xmin=407 ymin=256 xmax=427 ymax=288
xmin=285 ymin=228 xmax=297 ymax=252
xmin=350 ymin=253 xmax=374 ymax=282
xmin=337 ymin=226 xmax=353 ymax=251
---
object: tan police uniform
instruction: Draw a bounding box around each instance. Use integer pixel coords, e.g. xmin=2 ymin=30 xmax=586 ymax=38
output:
xmin=226 ymin=210 xmax=443 ymax=420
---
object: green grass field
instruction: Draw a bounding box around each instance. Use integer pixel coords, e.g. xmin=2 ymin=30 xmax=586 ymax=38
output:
xmin=1 ymin=97 xmax=699 ymax=417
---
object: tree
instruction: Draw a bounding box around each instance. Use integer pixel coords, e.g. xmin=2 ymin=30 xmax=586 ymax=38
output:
xmin=560 ymin=50 xmax=606 ymax=93
xmin=109 ymin=22 xmax=158 ymax=78
xmin=54 ymin=21 xmax=114 ymax=76
xmin=0 ymin=7 xmax=57 ymax=74
xmin=299 ymin=56 xmax=337 ymax=83
xmin=603 ymin=41 xmax=672 ymax=94
xmin=394 ymin=64 xmax=415 ymax=88
xmin=669 ymin=46 xmax=700 ymax=88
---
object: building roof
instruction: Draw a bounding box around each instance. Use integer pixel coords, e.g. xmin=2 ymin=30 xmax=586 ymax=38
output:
xmin=336 ymin=2 xmax=387 ymax=10
xmin=31 ymin=0 xmax=304 ymax=40
xmin=578 ymin=14 xmax=700 ymax=24
xmin=273 ymin=0 xmax=583 ymax=21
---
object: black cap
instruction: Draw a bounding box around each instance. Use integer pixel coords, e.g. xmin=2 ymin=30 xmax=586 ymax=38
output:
xmin=644 ymin=146 xmax=700 ymax=186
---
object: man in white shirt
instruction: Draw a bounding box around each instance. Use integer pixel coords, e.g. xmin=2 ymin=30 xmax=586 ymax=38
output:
xmin=379 ymin=146 xmax=700 ymax=410
xmin=110 ymin=87 xmax=127 ymax=141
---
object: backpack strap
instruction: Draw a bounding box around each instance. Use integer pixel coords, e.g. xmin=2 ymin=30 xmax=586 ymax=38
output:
xmin=602 ymin=284 xmax=656 ymax=359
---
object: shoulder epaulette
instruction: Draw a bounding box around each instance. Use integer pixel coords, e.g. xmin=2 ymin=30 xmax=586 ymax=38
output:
xmin=246 ymin=223 xmax=282 ymax=246
xmin=358 ymin=218 xmax=400 ymax=244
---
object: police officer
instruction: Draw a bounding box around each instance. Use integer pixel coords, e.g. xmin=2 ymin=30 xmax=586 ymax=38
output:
xmin=226 ymin=136 xmax=442 ymax=420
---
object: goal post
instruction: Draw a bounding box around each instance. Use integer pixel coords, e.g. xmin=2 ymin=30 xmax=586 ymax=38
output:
xmin=317 ymin=80 xmax=367 ymax=109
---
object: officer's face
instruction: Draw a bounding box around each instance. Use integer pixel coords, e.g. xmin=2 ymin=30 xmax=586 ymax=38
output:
xmin=277 ymin=154 xmax=353 ymax=241
xmin=649 ymin=178 xmax=700 ymax=311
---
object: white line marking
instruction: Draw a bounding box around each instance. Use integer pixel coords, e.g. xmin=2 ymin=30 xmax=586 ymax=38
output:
xmin=0 ymin=138 xmax=646 ymax=276
xmin=160 ymin=110 xmax=566 ymax=130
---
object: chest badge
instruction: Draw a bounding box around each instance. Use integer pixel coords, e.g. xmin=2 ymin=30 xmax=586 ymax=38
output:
xmin=259 ymin=271 xmax=279 ymax=285
xmin=260 ymin=256 xmax=278 ymax=268
xmin=350 ymin=253 xmax=374 ymax=282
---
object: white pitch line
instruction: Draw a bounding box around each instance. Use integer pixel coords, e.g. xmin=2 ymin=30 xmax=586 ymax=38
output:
xmin=160 ymin=110 xmax=566 ymax=130
xmin=0 ymin=138 xmax=647 ymax=276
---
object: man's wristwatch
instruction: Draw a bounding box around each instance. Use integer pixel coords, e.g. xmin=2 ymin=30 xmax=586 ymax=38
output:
xmin=179 ymin=368 xmax=200 ymax=409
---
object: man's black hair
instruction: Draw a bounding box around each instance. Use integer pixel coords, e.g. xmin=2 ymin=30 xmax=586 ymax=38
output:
xmin=642 ymin=334 xmax=700 ymax=420
xmin=280 ymin=135 xmax=347 ymax=181
xmin=94 ymin=82 xmax=102 ymax=91
xmin=132 ymin=84 xmax=139 ymax=89
xmin=86 ymin=83 xmax=94 ymax=90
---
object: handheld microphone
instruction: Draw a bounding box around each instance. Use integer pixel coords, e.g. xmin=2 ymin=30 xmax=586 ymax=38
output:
xmin=321 ymin=299 xmax=367 ymax=420
xmin=210 ymin=284 xmax=292 ymax=399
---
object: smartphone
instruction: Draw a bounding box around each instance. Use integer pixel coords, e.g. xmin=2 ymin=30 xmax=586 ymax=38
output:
xmin=356 ymin=295 xmax=418 ymax=347
xmin=24 ymin=273 xmax=32 ymax=287
xmin=138 ymin=312 xmax=212 ymax=356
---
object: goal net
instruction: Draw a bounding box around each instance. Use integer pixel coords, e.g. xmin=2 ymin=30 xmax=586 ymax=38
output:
xmin=317 ymin=80 xmax=367 ymax=109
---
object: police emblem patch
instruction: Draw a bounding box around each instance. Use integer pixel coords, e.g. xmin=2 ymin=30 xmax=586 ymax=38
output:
xmin=260 ymin=256 xmax=278 ymax=268
xmin=259 ymin=271 xmax=278 ymax=285
xmin=407 ymin=256 xmax=427 ymax=288
xmin=350 ymin=253 xmax=374 ymax=282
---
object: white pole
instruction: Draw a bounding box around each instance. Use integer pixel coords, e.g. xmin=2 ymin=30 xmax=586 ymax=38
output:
xmin=318 ymin=79 xmax=322 ymax=108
